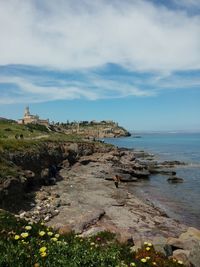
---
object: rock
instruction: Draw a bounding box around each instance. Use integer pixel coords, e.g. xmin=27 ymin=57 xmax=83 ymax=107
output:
xmin=167 ymin=227 xmax=200 ymax=267
xmin=44 ymin=215 xmax=50 ymax=222
xmin=160 ymin=160 xmax=186 ymax=167
xmin=80 ymin=227 xmax=105 ymax=238
xmin=24 ymin=170 xmax=35 ymax=179
xmin=167 ymin=237 xmax=185 ymax=249
xmin=57 ymin=224 xmax=73 ymax=235
xmin=152 ymin=236 xmax=167 ymax=254
xmin=116 ymin=231 xmax=134 ymax=245
xmin=180 ymin=227 xmax=200 ymax=241
xmin=19 ymin=211 xmax=26 ymax=218
xmin=60 ymin=159 xmax=70 ymax=168
xmin=73 ymin=209 xmax=105 ymax=233
xmin=167 ymin=176 xmax=184 ymax=183
xmin=51 ymin=209 xmax=60 ymax=216
xmin=173 ymin=249 xmax=191 ymax=267
xmin=51 ymin=193 xmax=60 ymax=198
xmin=132 ymin=170 xmax=150 ymax=178
xmin=120 ymin=174 xmax=138 ymax=182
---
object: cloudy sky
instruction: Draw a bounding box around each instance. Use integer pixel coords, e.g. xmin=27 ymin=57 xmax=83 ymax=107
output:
xmin=0 ymin=0 xmax=200 ymax=131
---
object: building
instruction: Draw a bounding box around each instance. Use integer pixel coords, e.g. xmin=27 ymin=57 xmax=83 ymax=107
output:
xmin=18 ymin=106 xmax=49 ymax=126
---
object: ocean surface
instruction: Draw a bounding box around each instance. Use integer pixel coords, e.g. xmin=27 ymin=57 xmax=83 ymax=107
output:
xmin=104 ymin=133 xmax=200 ymax=228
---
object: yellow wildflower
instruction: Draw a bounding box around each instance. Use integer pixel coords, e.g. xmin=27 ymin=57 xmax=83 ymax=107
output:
xmin=144 ymin=241 xmax=148 ymax=245
xmin=146 ymin=257 xmax=150 ymax=260
xmin=130 ymin=263 xmax=136 ymax=266
xmin=152 ymin=262 xmax=157 ymax=266
xmin=39 ymin=231 xmax=45 ymax=237
xmin=147 ymin=243 xmax=152 ymax=246
xmin=146 ymin=247 xmax=151 ymax=251
xmin=40 ymin=252 xmax=47 ymax=257
xmin=55 ymin=233 xmax=60 ymax=238
xmin=25 ymin=225 xmax=32 ymax=230
xmin=90 ymin=242 xmax=95 ymax=246
xmin=51 ymin=237 xmax=58 ymax=242
xmin=34 ymin=263 xmax=40 ymax=267
xmin=47 ymin=231 xmax=53 ymax=236
xmin=21 ymin=232 xmax=29 ymax=238
xmin=14 ymin=235 xmax=20 ymax=240
xmin=39 ymin=247 xmax=47 ymax=253
xmin=141 ymin=258 xmax=147 ymax=263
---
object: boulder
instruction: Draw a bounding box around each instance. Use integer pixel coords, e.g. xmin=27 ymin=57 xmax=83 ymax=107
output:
xmin=167 ymin=227 xmax=200 ymax=267
xmin=58 ymin=224 xmax=73 ymax=235
xmin=167 ymin=176 xmax=184 ymax=183
xmin=172 ymin=249 xmax=191 ymax=267
xmin=116 ymin=231 xmax=134 ymax=245
xmin=167 ymin=237 xmax=185 ymax=249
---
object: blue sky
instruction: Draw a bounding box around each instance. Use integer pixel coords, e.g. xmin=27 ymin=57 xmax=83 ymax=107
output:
xmin=0 ymin=0 xmax=200 ymax=131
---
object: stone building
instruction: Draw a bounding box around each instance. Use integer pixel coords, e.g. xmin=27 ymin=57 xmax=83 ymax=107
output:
xmin=18 ymin=107 xmax=49 ymax=126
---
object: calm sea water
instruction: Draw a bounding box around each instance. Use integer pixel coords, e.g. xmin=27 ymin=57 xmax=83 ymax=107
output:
xmin=104 ymin=133 xmax=200 ymax=228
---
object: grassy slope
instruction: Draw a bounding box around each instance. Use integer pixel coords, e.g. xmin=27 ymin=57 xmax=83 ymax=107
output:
xmin=0 ymin=121 xmax=83 ymax=181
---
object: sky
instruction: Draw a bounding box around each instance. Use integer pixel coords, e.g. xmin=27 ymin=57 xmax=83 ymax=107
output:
xmin=0 ymin=0 xmax=200 ymax=131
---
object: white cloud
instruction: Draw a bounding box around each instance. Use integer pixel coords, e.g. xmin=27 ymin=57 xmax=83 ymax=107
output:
xmin=0 ymin=0 xmax=200 ymax=72
xmin=0 ymin=74 xmax=153 ymax=104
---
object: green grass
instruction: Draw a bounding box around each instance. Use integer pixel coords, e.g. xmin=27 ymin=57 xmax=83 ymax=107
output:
xmin=0 ymin=121 xmax=49 ymax=139
xmin=0 ymin=210 xmax=186 ymax=267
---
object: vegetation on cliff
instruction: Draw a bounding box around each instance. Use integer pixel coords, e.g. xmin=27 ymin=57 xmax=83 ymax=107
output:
xmin=54 ymin=120 xmax=131 ymax=138
xmin=0 ymin=210 xmax=185 ymax=267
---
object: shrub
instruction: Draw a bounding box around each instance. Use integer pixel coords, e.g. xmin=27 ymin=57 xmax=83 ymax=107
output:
xmin=0 ymin=210 xmax=186 ymax=267
xmin=25 ymin=124 xmax=49 ymax=133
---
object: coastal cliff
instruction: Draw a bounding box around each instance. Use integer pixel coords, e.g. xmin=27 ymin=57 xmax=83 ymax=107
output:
xmin=54 ymin=120 xmax=131 ymax=138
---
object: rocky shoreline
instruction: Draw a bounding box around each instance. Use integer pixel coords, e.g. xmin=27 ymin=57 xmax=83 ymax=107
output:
xmin=1 ymin=141 xmax=200 ymax=266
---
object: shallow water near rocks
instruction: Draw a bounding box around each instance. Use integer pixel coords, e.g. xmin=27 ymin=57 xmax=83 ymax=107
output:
xmin=104 ymin=133 xmax=200 ymax=228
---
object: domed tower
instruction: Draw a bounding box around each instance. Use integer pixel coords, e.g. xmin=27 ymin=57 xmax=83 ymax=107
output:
xmin=24 ymin=106 xmax=30 ymax=118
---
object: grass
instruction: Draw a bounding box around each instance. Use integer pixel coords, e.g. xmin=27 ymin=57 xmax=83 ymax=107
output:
xmin=0 ymin=121 xmax=111 ymax=183
xmin=0 ymin=210 xmax=186 ymax=267
xmin=0 ymin=121 xmax=84 ymax=153
xmin=0 ymin=121 xmax=49 ymax=139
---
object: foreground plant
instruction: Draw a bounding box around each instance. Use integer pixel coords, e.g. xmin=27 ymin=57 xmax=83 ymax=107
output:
xmin=0 ymin=210 xmax=185 ymax=267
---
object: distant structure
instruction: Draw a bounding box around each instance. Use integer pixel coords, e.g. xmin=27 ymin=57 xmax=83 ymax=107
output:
xmin=18 ymin=106 xmax=49 ymax=126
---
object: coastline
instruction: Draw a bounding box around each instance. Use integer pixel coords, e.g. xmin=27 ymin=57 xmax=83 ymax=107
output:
xmin=103 ymin=134 xmax=200 ymax=229
xmin=2 ymin=139 xmax=200 ymax=265
xmin=15 ymin=143 xmax=189 ymax=241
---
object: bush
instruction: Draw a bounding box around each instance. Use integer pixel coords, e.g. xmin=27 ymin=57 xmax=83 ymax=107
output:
xmin=26 ymin=124 xmax=49 ymax=133
xmin=0 ymin=211 xmax=186 ymax=267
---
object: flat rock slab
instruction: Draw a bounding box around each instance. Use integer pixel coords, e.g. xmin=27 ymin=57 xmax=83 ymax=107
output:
xmin=36 ymin=153 xmax=188 ymax=241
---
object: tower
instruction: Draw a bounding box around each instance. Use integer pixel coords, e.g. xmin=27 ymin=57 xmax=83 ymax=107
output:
xmin=24 ymin=106 xmax=30 ymax=117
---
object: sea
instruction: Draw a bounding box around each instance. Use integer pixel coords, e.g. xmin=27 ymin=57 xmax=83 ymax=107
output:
xmin=104 ymin=133 xmax=200 ymax=228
